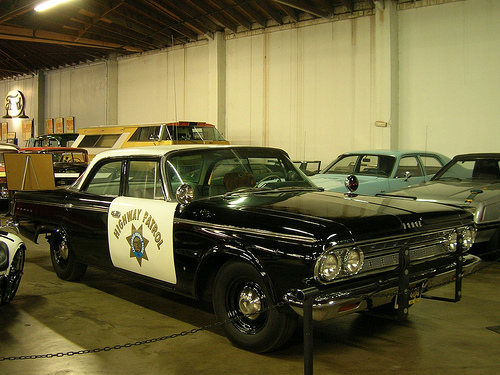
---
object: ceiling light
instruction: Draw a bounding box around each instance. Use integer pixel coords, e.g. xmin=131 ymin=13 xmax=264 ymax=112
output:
xmin=35 ymin=0 xmax=72 ymax=12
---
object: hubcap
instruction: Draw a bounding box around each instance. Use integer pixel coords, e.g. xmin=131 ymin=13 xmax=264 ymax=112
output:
xmin=238 ymin=284 xmax=262 ymax=320
xmin=58 ymin=242 xmax=69 ymax=260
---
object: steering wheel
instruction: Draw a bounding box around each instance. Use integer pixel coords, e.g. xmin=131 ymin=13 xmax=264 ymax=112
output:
xmin=257 ymin=174 xmax=281 ymax=187
xmin=73 ymin=158 xmax=82 ymax=162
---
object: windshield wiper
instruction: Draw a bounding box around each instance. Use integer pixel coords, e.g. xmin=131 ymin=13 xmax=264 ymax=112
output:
xmin=436 ymin=177 xmax=462 ymax=181
xmin=223 ymin=185 xmax=323 ymax=198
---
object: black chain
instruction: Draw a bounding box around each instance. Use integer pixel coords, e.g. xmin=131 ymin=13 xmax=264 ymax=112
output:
xmin=0 ymin=301 xmax=286 ymax=362
xmin=1 ymin=253 xmax=498 ymax=362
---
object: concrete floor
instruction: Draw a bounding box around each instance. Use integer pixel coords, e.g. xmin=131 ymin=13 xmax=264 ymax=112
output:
xmin=1 ymin=225 xmax=499 ymax=375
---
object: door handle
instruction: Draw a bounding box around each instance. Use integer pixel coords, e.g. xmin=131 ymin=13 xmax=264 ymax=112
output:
xmin=64 ymin=203 xmax=73 ymax=210
xmin=111 ymin=210 xmax=121 ymax=218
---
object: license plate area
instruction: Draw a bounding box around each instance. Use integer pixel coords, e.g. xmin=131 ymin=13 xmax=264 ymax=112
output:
xmin=408 ymin=284 xmax=422 ymax=305
xmin=395 ymin=283 xmax=422 ymax=308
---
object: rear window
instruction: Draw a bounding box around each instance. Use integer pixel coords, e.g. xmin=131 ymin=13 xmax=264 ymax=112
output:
xmin=79 ymin=134 xmax=121 ymax=148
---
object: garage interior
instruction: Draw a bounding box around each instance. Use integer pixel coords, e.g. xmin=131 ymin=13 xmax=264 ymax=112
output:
xmin=1 ymin=0 xmax=500 ymax=374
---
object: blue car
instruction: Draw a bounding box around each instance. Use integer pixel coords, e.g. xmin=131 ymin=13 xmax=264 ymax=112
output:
xmin=310 ymin=150 xmax=450 ymax=195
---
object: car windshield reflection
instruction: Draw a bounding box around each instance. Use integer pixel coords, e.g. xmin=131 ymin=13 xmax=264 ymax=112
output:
xmin=165 ymin=147 xmax=314 ymax=199
xmin=434 ymin=159 xmax=500 ymax=182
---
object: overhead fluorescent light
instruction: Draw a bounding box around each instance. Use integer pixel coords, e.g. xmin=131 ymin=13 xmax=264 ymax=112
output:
xmin=35 ymin=0 xmax=72 ymax=12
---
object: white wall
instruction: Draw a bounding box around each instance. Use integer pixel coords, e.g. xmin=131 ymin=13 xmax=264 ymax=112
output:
xmin=1 ymin=0 xmax=498 ymax=163
xmin=0 ymin=76 xmax=37 ymax=145
xmin=45 ymin=62 xmax=107 ymax=128
xmin=226 ymin=18 xmax=382 ymax=163
xmin=399 ymin=0 xmax=500 ymax=156
xmin=117 ymin=42 xmax=211 ymax=125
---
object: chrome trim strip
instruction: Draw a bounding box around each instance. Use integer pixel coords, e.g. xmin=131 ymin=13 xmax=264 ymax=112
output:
xmin=175 ymin=218 xmax=319 ymax=244
xmin=16 ymin=199 xmax=109 ymax=214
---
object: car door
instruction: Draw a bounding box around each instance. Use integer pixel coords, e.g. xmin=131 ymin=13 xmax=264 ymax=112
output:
xmin=107 ymin=159 xmax=178 ymax=284
xmin=388 ymin=156 xmax=425 ymax=191
xmin=61 ymin=159 xmax=122 ymax=267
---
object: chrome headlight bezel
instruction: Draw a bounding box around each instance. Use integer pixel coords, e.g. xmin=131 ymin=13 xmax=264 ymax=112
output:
xmin=460 ymin=226 xmax=476 ymax=252
xmin=444 ymin=226 xmax=476 ymax=253
xmin=315 ymin=247 xmax=364 ymax=283
xmin=445 ymin=230 xmax=458 ymax=252
xmin=343 ymin=248 xmax=365 ymax=275
xmin=315 ymin=250 xmax=342 ymax=282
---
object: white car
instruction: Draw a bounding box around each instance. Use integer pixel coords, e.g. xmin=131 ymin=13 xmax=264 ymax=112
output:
xmin=0 ymin=225 xmax=25 ymax=305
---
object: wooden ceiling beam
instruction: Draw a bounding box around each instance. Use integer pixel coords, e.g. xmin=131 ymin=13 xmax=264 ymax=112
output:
xmin=189 ymin=0 xmax=239 ymax=33
xmin=272 ymin=0 xmax=331 ymax=18
xmin=0 ymin=24 xmax=143 ymax=52
xmin=253 ymin=0 xmax=285 ymax=24
xmin=338 ymin=0 xmax=354 ymax=12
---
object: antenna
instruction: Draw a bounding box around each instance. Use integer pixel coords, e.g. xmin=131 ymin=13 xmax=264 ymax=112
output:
xmin=172 ymin=35 xmax=179 ymax=143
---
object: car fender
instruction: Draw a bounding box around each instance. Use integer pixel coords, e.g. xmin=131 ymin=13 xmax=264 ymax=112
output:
xmin=34 ymin=224 xmax=67 ymax=244
xmin=194 ymin=244 xmax=277 ymax=303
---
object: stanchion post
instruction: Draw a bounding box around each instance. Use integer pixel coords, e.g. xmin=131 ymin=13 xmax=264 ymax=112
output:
xmin=297 ymin=287 xmax=319 ymax=375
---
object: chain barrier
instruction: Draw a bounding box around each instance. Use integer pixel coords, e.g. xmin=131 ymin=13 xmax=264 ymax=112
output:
xmin=1 ymin=251 xmax=498 ymax=362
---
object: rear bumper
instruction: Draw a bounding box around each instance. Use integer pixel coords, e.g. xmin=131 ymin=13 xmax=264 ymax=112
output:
xmin=284 ymin=254 xmax=481 ymax=321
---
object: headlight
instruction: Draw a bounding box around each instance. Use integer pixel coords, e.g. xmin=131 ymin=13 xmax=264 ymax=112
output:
xmin=315 ymin=247 xmax=365 ymax=283
xmin=315 ymin=250 xmax=342 ymax=282
xmin=343 ymin=248 xmax=364 ymax=275
xmin=0 ymin=241 xmax=9 ymax=271
xmin=446 ymin=230 xmax=458 ymax=252
xmin=460 ymin=227 xmax=476 ymax=251
xmin=444 ymin=227 xmax=476 ymax=253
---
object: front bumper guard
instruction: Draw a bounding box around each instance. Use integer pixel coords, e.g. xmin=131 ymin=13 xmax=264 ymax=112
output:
xmin=284 ymin=253 xmax=482 ymax=321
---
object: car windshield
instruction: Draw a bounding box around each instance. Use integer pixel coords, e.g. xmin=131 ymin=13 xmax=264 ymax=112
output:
xmin=322 ymin=154 xmax=395 ymax=177
xmin=165 ymin=147 xmax=314 ymax=198
xmin=53 ymin=151 xmax=88 ymax=164
xmin=433 ymin=158 xmax=500 ymax=181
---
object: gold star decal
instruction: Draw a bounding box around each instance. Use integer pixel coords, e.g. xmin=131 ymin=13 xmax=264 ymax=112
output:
xmin=126 ymin=224 xmax=149 ymax=266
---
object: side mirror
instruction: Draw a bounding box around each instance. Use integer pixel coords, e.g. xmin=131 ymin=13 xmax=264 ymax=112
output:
xmin=176 ymin=184 xmax=196 ymax=205
xmin=404 ymin=171 xmax=412 ymax=181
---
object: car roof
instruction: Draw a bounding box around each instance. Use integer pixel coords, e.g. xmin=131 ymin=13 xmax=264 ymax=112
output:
xmin=452 ymin=153 xmax=500 ymax=160
xmin=90 ymin=144 xmax=282 ymax=163
xmin=19 ymin=147 xmax=87 ymax=152
xmin=340 ymin=150 xmax=446 ymax=157
xmin=0 ymin=143 xmax=19 ymax=151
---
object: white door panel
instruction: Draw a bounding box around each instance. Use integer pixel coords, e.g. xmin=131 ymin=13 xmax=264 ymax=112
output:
xmin=108 ymin=196 xmax=177 ymax=284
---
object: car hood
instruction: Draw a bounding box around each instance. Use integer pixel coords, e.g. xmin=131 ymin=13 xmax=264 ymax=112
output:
xmin=181 ymin=189 xmax=471 ymax=245
xmin=310 ymin=174 xmax=385 ymax=194
xmin=389 ymin=180 xmax=500 ymax=205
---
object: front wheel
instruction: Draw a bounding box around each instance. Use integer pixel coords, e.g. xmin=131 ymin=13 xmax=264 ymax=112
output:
xmin=213 ymin=260 xmax=297 ymax=353
xmin=1 ymin=246 xmax=25 ymax=305
xmin=49 ymin=232 xmax=87 ymax=281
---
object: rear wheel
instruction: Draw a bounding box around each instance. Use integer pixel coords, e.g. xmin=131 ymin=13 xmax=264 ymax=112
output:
xmin=213 ymin=259 xmax=297 ymax=353
xmin=49 ymin=232 xmax=87 ymax=281
xmin=1 ymin=246 xmax=25 ymax=305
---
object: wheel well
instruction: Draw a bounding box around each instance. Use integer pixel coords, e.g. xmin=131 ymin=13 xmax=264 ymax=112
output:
xmin=195 ymin=251 xmax=276 ymax=305
xmin=195 ymin=253 xmax=231 ymax=302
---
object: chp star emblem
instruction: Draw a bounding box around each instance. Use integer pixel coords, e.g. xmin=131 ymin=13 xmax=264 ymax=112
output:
xmin=126 ymin=224 xmax=150 ymax=266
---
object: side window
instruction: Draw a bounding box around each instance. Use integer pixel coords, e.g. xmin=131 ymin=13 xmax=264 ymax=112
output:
xmin=421 ymin=156 xmax=445 ymax=175
xmin=125 ymin=160 xmax=164 ymax=199
xmin=396 ymin=156 xmax=422 ymax=178
xmin=84 ymin=160 xmax=122 ymax=196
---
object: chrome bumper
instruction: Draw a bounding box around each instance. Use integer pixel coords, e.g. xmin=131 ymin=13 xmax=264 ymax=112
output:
xmin=284 ymin=254 xmax=482 ymax=321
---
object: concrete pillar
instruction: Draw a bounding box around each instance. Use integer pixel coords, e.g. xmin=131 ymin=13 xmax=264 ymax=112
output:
xmin=106 ymin=54 xmax=118 ymax=125
xmin=372 ymin=0 xmax=399 ymax=149
xmin=35 ymin=71 xmax=45 ymax=136
xmin=208 ymin=32 xmax=227 ymax=136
